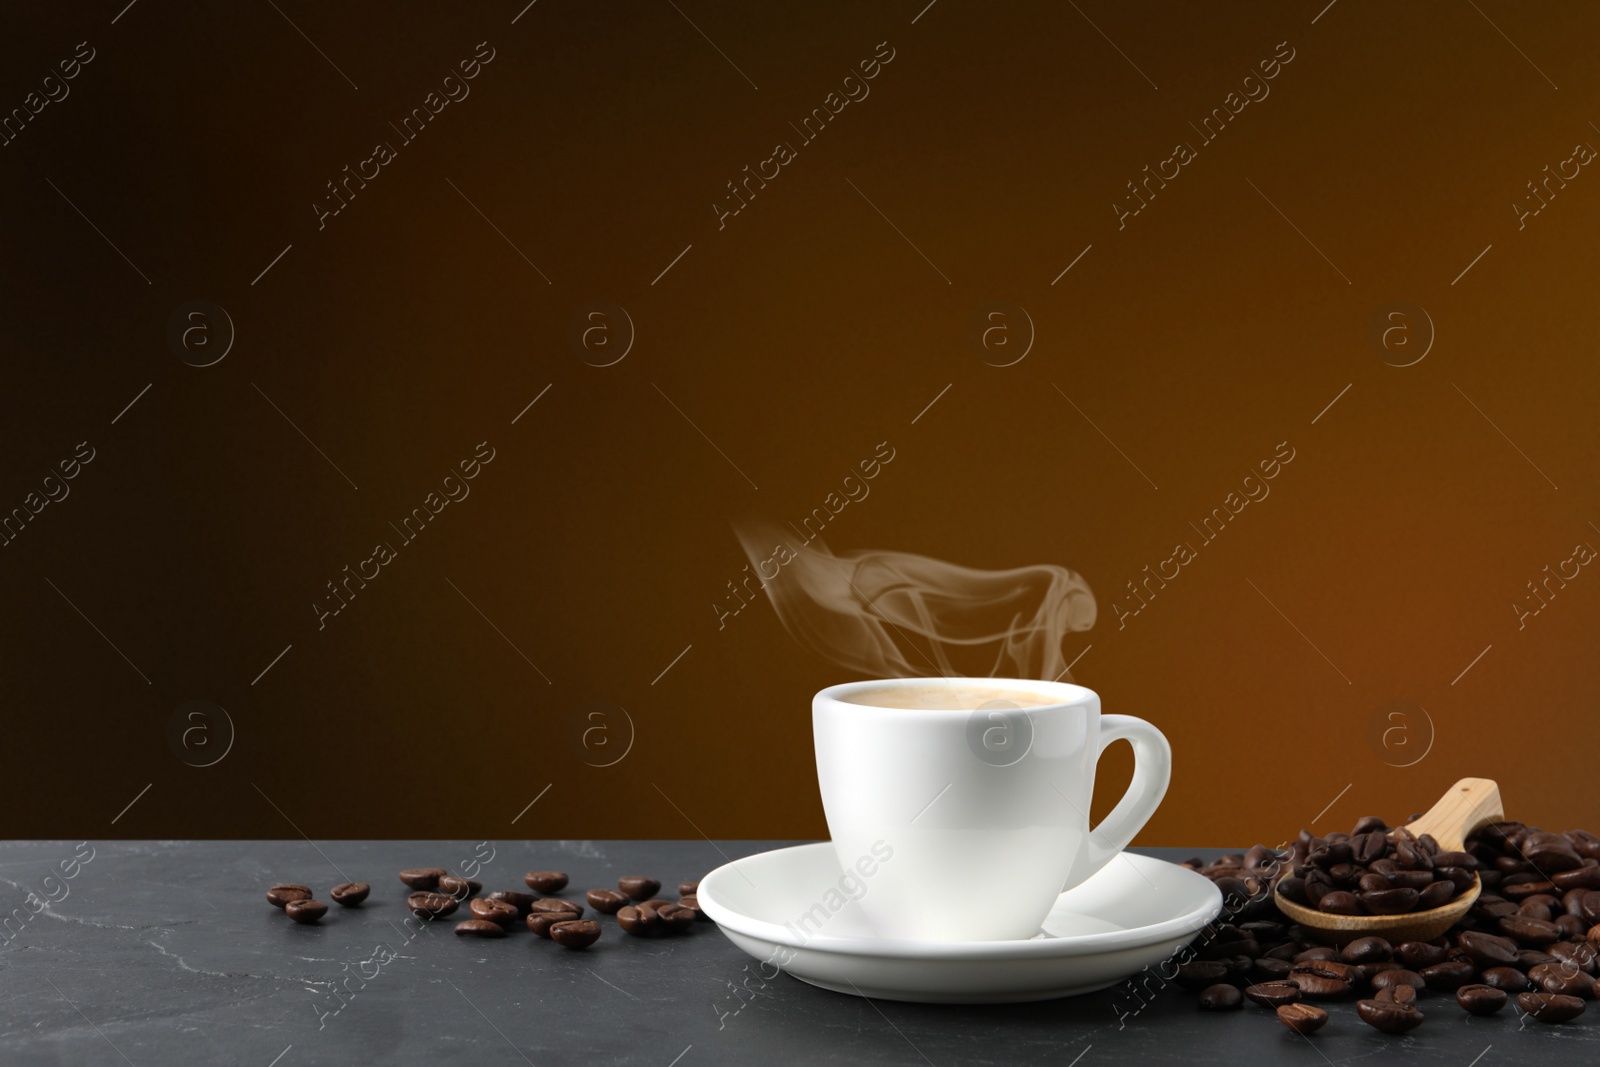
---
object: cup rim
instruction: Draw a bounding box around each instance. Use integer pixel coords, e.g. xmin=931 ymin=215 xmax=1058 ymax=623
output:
xmin=815 ymin=676 xmax=1096 ymax=714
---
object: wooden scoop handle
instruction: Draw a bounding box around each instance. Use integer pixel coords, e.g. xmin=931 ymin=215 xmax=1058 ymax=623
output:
xmin=1403 ymin=778 xmax=1503 ymax=852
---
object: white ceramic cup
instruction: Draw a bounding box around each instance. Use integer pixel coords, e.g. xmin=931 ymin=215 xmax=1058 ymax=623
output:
xmin=813 ymin=677 xmax=1171 ymax=942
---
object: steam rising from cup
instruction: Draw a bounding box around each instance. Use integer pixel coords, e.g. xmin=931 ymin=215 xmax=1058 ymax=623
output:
xmin=732 ymin=519 xmax=1096 ymax=680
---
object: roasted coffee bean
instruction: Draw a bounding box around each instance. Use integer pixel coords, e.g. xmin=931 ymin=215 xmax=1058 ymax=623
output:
xmin=399 ymin=868 xmax=446 ymax=890
xmin=407 ymin=891 xmax=459 ymax=919
xmin=1550 ymin=939 xmax=1599 ymax=974
xmin=1581 ymin=890 xmax=1600 ymax=926
xmin=469 ymin=898 xmax=518 ymax=927
xmin=1356 ymin=998 xmax=1423 ymax=1034
xmin=1523 ymin=891 xmax=1562 ymax=909
xmin=1474 ymin=899 xmax=1519 ymax=921
xmin=1244 ymin=981 xmax=1301 ymax=1008
xmin=1340 ymin=936 xmax=1392 ymax=965
xmin=1457 ymin=930 xmax=1519 ymax=969
xmin=526 ymin=909 xmax=580 ymax=938
xmin=656 ymin=903 xmax=696 ymax=931
xmin=454 ymin=919 xmax=505 ymax=938
xmin=678 ymin=881 xmax=700 ymax=897
xmin=618 ymin=876 xmax=661 ymax=900
xmin=1198 ymin=983 xmax=1242 ymax=1010
xmin=1293 ymin=946 xmax=1339 ymax=963
xmin=1564 ymin=889 xmax=1593 ymax=917
xmin=1419 ymin=960 xmax=1476 ymax=991
xmin=1352 ymin=832 xmax=1387 ymax=865
xmin=266 ymin=884 xmax=312 ymax=909
xmin=524 ymin=871 xmax=569 ymax=893
xmin=1417 ymin=881 xmax=1456 ymax=910
xmin=1434 ymin=851 xmax=1477 ymax=870
xmin=1552 ymin=866 xmax=1600 ymax=891
xmin=1519 ymin=949 xmax=1558 ymax=970
xmin=1317 ymin=891 xmax=1362 ymax=916
xmin=1396 ymin=941 xmax=1450 ymax=969
xmin=587 ymin=888 xmax=629 ymax=915
xmin=1357 ymin=873 xmax=1390 ymax=894
xmin=1253 ymin=958 xmax=1293 ymax=981
xmin=1503 ymin=880 xmax=1558 ymax=902
xmin=1456 ymin=984 xmax=1508 ymax=1015
xmin=1518 ymin=992 xmax=1586 ymax=1023
xmin=1376 ymin=984 xmax=1418 ymax=1005
xmin=550 ymin=919 xmax=601 ymax=949
xmin=1387 ymin=870 xmax=1434 ymax=890
xmin=1555 ymin=915 xmax=1588 ymax=939
xmin=1522 ymin=838 xmax=1583 ymax=873
xmin=1359 ymin=888 xmax=1419 ymax=915
xmin=616 ymin=905 xmax=660 ymax=937
xmin=285 ymin=899 xmax=328 ymax=925
xmin=1371 ymin=968 xmax=1425 ymax=993
xmin=1276 ymin=1002 xmax=1328 ymax=1035
xmin=1480 ymin=966 xmax=1531 ymax=992
xmin=1276 ymin=876 xmax=1308 ymax=905
xmin=1517 ymin=900 xmax=1554 ymax=923
xmin=486 ymin=890 xmax=537 ymax=915
xmin=677 ymin=895 xmax=706 ymax=921
xmin=1288 ymin=961 xmax=1354 ymax=999
xmin=1499 ymin=915 xmax=1563 ymax=946
xmin=1567 ymin=831 xmax=1600 ymax=860
xmin=329 ymin=883 xmax=369 ymax=907
xmin=528 ymin=898 xmax=584 ymax=917
xmin=438 ymin=875 xmax=481 ymax=900
xmin=1528 ymin=962 xmax=1596 ymax=998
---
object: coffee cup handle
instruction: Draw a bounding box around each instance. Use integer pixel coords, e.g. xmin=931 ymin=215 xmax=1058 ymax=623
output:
xmin=1075 ymin=714 xmax=1172 ymax=886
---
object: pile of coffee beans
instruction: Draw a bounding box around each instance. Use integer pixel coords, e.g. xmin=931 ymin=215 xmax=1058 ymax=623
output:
xmin=1275 ymin=822 xmax=1473 ymax=917
xmin=1176 ymin=816 xmax=1600 ymax=1035
xmin=265 ymin=867 xmax=708 ymax=952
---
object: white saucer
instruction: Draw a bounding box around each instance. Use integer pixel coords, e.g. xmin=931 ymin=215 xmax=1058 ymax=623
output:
xmin=698 ymin=842 xmax=1222 ymax=1003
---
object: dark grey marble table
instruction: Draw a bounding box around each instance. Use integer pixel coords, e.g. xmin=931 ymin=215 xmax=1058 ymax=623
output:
xmin=2 ymin=840 xmax=1596 ymax=1065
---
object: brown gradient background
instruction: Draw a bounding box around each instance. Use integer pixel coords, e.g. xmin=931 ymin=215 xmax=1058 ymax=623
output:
xmin=3 ymin=1 xmax=1595 ymax=843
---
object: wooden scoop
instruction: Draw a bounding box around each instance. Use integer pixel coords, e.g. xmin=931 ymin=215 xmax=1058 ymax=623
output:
xmin=1274 ymin=778 xmax=1503 ymax=945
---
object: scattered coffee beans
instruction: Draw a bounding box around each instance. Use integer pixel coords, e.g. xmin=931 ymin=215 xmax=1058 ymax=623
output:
xmin=587 ymin=889 xmax=629 ymax=915
xmin=618 ymin=876 xmax=661 ymax=900
xmin=1276 ymin=1002 xmax=1328 ymax=1035
xmin=1197 ymin=984 xmax=1242 ymax=1010
xmin=617 ymin=905 xmax=659 ymax=936
xmin=524 ymin=871 xmax=569 ymax=893
xmin=550 ymin=919 xmax=602 ymax=949
xmin=399 ymin=868 xmax=445 ymax=890
xmin=266 ymin=884 xmax=311 ymax=909
xmin=454 ymin=919 xmax=506 ymax=938
xmin=1456 ymin=984 xmax=1508 ymax=1015
xmin=1517 ymin=992 xmax=1586 ymax=1023
xmin=438 ymin=875 xmax=481 ymax=900
xmin=1355 ymin=998 xmax=1423 ymax=1034
xmin=678 ymin=881 xmax=699 ymax=897
xmin=1243 ymin=981 xmax=1300 ymax=1008
xmin=486 ymin=890 xmax=537 ymax=915
xmin=527 ymin=910 xmax=580 ymax=938
xmin=408 ymin=891 xmax=459 ymax=920
xmin=285 ymin=899 xmax=327 ymax=925
xmin=469 ymin=898 xmax=518 ymax=927
xmin=329 ymin=883 xmax=369 ymax=907
xmin=529 ymin=898 xmax=585 ymax=918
